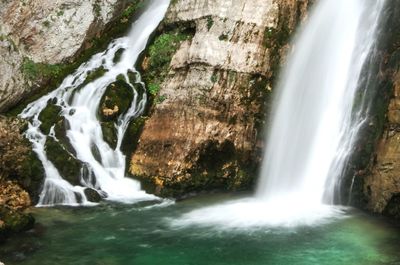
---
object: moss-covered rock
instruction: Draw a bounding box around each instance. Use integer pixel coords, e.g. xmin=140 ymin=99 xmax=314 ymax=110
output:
xmin=0 ymin=206 xmax=34 ymax=242
xmin=383 ymin=193 xmax=400 ymax=219
xmin=99 ymin=80 xmax=134 ymax=122
xmin=84 ymin=188 xmax=102 ymax=203
xmin=101 ymin=121 xmax=118 ymax=150
xmin=0 ymin=116 xmax=44 ymax=204
xmin=44 ymin=138 xmax=81 ymax=186
xmin=38 ymin=102 xmax=62 ymax=134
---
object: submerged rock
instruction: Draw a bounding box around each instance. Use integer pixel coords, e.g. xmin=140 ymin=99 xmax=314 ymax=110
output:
xmin=130 ymin=0 xmax=311 ymax=197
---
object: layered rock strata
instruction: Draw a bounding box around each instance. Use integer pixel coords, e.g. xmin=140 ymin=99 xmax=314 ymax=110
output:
xmin=131 ymin=0 xmax=311 ymax=197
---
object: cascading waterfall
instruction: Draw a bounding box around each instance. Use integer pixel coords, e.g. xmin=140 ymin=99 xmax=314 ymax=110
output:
xmin=256 ymin=0 xmax=386 ymax=205
xmin=20 ymin=0 xmax=170 ymax=206
xmin=172 ymin=0 xmax=386 ymax=228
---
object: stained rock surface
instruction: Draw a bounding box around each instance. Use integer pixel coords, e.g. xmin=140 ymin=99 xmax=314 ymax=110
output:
xmin=130 ymin=0 xmax=311 ymax=197
xmin=0 ymin=0 xmax=124 ymax=112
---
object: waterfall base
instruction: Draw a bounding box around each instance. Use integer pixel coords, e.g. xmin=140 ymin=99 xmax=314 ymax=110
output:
xmin=171 ymin=197 xmax=346 ymax=229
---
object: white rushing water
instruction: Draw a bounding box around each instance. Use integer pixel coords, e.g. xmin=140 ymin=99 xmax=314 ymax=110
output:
xmin=173 ymin=0 xmax=386 ymax=228
xmin=20 ymin=0 xmax=170 ymax=206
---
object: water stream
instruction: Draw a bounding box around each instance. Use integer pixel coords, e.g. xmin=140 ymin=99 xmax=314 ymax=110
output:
xmin=19 ymin=0 xmax=170 ymax=206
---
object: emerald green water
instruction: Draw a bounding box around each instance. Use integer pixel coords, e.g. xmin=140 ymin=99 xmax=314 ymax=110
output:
xmin=2 ymin=194 xmax=400 ymax=265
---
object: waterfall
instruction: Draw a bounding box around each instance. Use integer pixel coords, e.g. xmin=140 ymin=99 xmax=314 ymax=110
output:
xmin=256 ymin=0 xmax=386 ymax=206
xmin=172 ymin=0 xmax=386 ymax=228
xmin=19 ymin=0 xmax=170 ymax=206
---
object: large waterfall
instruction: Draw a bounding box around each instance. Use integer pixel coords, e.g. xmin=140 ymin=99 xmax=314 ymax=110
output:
xmin=20 ymin=0 xmax=170 ymax=206
xmin=173 ymin=0 xmax=386 ymax=228
xmin=256 ymin=0 xmax=386 ymax=205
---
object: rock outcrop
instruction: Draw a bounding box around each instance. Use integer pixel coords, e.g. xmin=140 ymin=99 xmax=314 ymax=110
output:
xmin=344 ymin=0 xmax=400 ymax=219
xmin=365 ymin=68 xmax=400 ymax=215
xmin=0 ymin=0 xmax=131 ymax=112
xmin=130 ymin=0 xmax=311 ymax=197
xmin=0 ymin=116 xmax=38 ymax=242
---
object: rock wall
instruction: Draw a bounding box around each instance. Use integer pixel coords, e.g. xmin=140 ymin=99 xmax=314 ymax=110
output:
xmin=0 ymin=0 xmax=127 ymax=112
xmin=364 ymin=59 xmax=400 ymax=215
xmin=130 ymin=0 xmax=311 ymax=197
xmin=344 ymin=0 xmax=400 ymax=219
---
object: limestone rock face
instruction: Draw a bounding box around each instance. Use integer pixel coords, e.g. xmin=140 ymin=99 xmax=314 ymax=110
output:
xmin=365 ymin=71 xmax=400 ymax=214
xmin=130 ymin=0 xmax=311 ymax=197
xmin=0 ymin=0 xmax=123 ymax=112
xmin=359 ymin=0 xmax=400 ymax=218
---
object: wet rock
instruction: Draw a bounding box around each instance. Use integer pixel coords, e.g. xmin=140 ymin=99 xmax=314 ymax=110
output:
xmin=0 ymin=206 xmax=35 ymax=242
xmin=383 ymin=193 xmax=400 ymax=219
xmin=84 ymin=188 xmax=102 ymax=203
xmin=44 ymin=138 xmax=81 ymax=186
xmin=130 ymin=0 xmax=311 ymax=197
xmin=99 ymin=80 xmax=135 ymax=122
xmin=348 ymin=1 xmax=400 ymax=216
xmin=0 ymin=0 xmax=136 ymax=112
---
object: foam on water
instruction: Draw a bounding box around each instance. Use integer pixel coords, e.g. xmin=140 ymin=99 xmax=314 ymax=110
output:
xmin=20 ymin=0 xmax=170 ymax=206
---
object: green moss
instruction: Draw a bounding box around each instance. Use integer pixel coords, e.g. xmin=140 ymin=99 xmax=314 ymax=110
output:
xmin=121 ymin=116 xmax=147 ymax=156
xmin=148 ymin=83 xmax=160 ymax=96
xmin=121 ymin=2 xmax=145 ymax=19
xmin=42 ymin=20 xmax=51 ymax=27
xmin=7 ymin=0 xmax=147 ymax=116
xmin=210 ymin=73 xmax=218 ymax=83
xmin=38 ymin=103 xmax=62 ymax=134
xmin=218 ymin=33 xmax=229 ymax=41
xmin=148 ymin=33 xmax=188 ymax=70
xmin=45 ymin=138 xmax=81 ymax=186
xmin=206 ymin=16 xmax=214 ymax=31
xmin=0 ymin=207 xmax=35 ymax=235
xmin=21 ymin=58 xmax=67 ymax=81
xmin=17 ymin=149 xmax=45 ymax=205
xmin=101 ymin=121 xmax=118 ymax=149
xmin=93 ymin=1 xmax=101 ymax=17
xmin=155 ymin=95 xmax=167 ymax=104
xmin=142 ymin=29 xmax=194 ymax=105
xmin=86 ymin=67 xmax=107 ymax=83
xmin=99 ymin=80 xmax=135 ymax=121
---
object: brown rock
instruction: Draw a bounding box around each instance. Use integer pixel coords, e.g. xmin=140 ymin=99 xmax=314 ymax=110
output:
xmin=130 ymin=0 xmax=311 ymax=197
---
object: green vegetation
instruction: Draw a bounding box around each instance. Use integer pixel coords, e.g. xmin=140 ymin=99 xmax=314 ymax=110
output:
xmin=21 ymin=58 xmax=67 ymax=81
xmin=263 ymin=26 xmax=290 ymax=49
xmin=207 ymin=16 xmax=214 ymax=31
xmin=148 ymin=83 xmax=161 ymax=96
xmin=99 ymin=80 xmax=134 ymax=121
xmin=211 ymin=73 xmax=218 ymax=83
xmin=38 ymin=103 xmax=62 ymax=134
xmin=142 ymin=30 xmax=193 ymax=103
xmin=45 ymin=138 xmax=82 ymax=186
xmin=42 ymin=20 xmax=51 ymax=27
xmin=218 ymin=33 xmax=229 ymax=41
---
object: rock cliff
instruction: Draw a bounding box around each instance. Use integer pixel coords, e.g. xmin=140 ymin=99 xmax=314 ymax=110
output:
xmin=130 ymin=0 xmax=311 ymax=197
xmin=341 ymin=0 xmax=400 ymax=219
xmin=0 ymin=0 xmax=131 ymax=112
